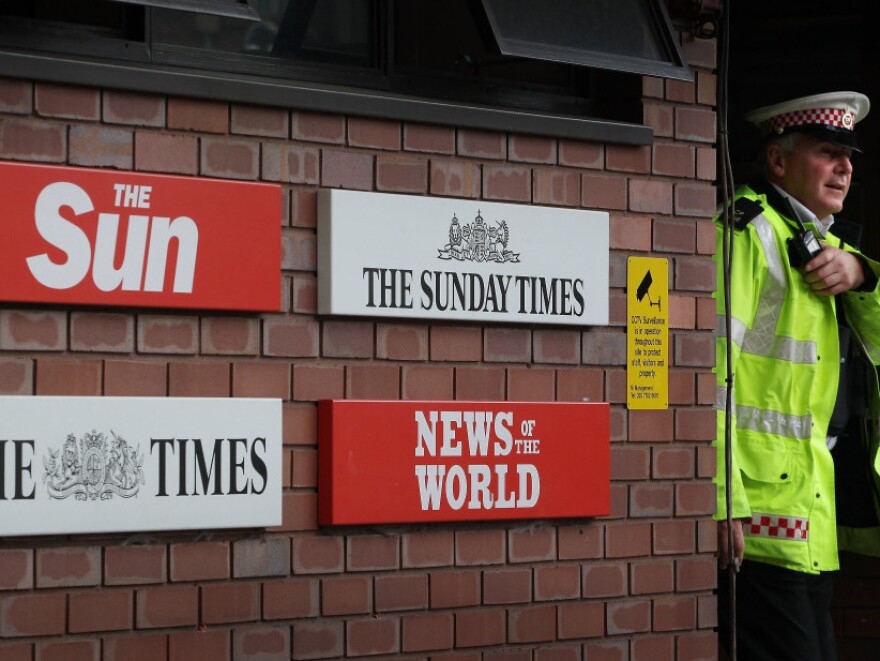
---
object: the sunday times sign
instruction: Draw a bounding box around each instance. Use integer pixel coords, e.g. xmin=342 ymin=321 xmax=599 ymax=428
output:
xmin=318 ymin=190 xmax=609 ymax=326
xmin=0 ymin=397 xmax=282 ymax=536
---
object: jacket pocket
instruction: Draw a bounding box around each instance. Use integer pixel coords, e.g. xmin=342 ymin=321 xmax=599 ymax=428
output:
xmin=738 ymin=445 xmax=793 ymax=485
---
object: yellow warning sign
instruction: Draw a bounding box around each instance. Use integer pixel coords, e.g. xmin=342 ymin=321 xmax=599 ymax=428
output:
xmin=627 ymin=257 xmax=668 ymax=409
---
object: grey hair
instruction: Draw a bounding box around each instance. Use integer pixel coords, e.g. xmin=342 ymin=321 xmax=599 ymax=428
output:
xmin=756 ymin=132 xmax=801 ymax=175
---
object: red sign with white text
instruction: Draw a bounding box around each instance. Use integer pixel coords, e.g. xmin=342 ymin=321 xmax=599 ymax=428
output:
xmin=318 ymin=400 xmax=610 ymax=525
xmin=0 ymin=162 xmax=280 ymax=311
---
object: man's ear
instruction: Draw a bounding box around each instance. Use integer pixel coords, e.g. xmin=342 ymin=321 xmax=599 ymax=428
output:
xmin=766 ymin=143 xmax=786 ymax=178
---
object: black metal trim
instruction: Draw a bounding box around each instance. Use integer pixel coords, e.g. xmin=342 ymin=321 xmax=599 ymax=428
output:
xmin=0 ymin=50 xmax=654 ymax=145
xmin=112 ymin=0 xmax=259 ymax=21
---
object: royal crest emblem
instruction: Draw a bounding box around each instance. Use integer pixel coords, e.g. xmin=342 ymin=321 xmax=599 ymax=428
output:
xmin=438 ymin=211 xmax=520 ymax=263
xmin=43 ymin=429 xmax=145 ymax=501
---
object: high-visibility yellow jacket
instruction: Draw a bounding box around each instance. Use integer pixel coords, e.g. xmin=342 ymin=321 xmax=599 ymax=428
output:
xmin=714 ymin=178 xmax=880 ymax=574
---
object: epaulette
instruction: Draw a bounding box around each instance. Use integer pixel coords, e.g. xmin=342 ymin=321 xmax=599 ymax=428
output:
xmin=720 ymin=198 xmax=763 ymax=231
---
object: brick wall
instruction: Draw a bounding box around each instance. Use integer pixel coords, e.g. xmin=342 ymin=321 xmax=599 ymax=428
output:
xmin=0 ymin=30 xmax=719 ymax=661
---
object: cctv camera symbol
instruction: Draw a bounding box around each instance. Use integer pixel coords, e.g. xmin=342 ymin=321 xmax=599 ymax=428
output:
xmin=636 ymin=271 xmax=662 ymax=312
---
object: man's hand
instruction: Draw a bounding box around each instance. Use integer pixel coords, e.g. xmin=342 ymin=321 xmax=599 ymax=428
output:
xmin=718 ymin=519 xmax=745 ymax=570
xmin=804 ymin=244 xmax=865 ymax=295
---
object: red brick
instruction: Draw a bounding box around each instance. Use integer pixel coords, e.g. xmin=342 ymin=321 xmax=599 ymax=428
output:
xmin=167 ymin=97 xmax=228 ymax=134
xmin=631 ymin=558 xmax=675 ymax=595
xmin=609 ymin=213 xmax=652 ymax=251
xmin=583 ymin=563 xmax=627 ymax=598
xmin=582 ymin=329 xmax=626 ymax=365
xmin=0 ymin=550 xmax=32 ymax=590
xmin=36 ymin=546 xmax=100 ymax=588
xmin=322 ymin=576 xmax=371 ymax=616
xmin=103 ymin=91 xmax=164 ymax=126
xmin=666 ymin=79 xmax=696 ymax=104
xmin=654 ymin=595 xmax=696 ymax=631
xmin=430 ymin=570 xmax=481 ymax=608
xmin=347 ymin=616 xmax=400 ymax=656
xmin=404 ymin=123 xmax=455 ymax=154
xmin=556 ymin=369 xmax=603 ymax=403
xmin=284 ymin=403 xmax=317 ymax=445
xmin=676 ymin=183 xmax=717 ymax=217
xmin=349 ymin=117 xmax=401 ymax=150
xmin=696 ymin=70 xmax=717 ymax=106
xmin=509 ymin=527 xmax=556 ymax=563
xmin=233 ymin=538 xmax=290 ymax=578
xmin=104 ymin=632 xmax=168 ymax=661
xmin=558 ymin=601 xmax=604 ymax=639
xmin=632 ymin=634 xmax=674 ymax=661
xmin=201 ymin=136 xmax=259 ymax=180
xmin=457 ymin=130 xmax=505 ymax=159
xmin=402 ymin=530 xmax=454 ymax=568
xmin=376 ymin=154 xmax=429 ymax=193
xmin=68 ymin=590 xmax=133 ymax=632
xmin=70 ymin=312 xmax=133 ymax=352
xmin=346 ymin=363 xmax=400 ymax=399
xmin=611 ymin=445 xmax=651 ymax=480
xmin=676 ymin=556 xmax=716 ymax=592
xmin=136 ymin=585 xmax=198 ymax=628
xmin=103 ymin=359 xmax=166 ymax=396
xmin=532 ymin=330 xmax=580 ymax=365
xmin=532 ymin=169 xmax=580 ymax=207
xmin=670 ymin=295 xmax=695 ymax=330
xmin=263 ymin=144 xmax=320 ymax=184
xmin=0 ymin=357 xmax=32 ymax=395
xmin=278 ymin=491 xmax=318 ymax=532
xmin=0 ymin=594 xmax=65 ymax=637
xmin=455 ymin=366 xmax=505 ymax=400
xmin=0 ymin=310 xmax=66 ymax=351
xmin=263 ymin=577 xmax=319 ymax=620
xmin=281 ymin=227 xmax=317 ymax=271
xmin=654 ymin=520 xmax=696 ymax=555
xmin=104 ymin=545 xmax=168 ymax=585
xmin=375 ymin=573 xmax=429 ymax=611
xmin=484 ymin=165 xmax=531 ymax=202
xmin=607 ymin=599 xmax=651 ymax=634
xmin=291 ymin=273 xmax=317 ymax=313
xmin=455 ymin=529 xmax=505 ymax=565
xmin=697 ymin=218 xmax=716 ymax=255
xmin=455 ymin=609 xmax=506 ymax=647
xmin=509 ymin=604 xmax=556 ymax=643
xmin=535 ymin=564 xmax=580 ymax=601
xmin=606 ymin=521 xmax=652 ymax=558
xmin=292 ymin=364 xmax=344 ymax=401
xmin=201 ymin=582 xmax=260 ymax=624
xmin=0 ymin=118 xmax=65 ymax=161
xmin=676 ymin=332 xmax=715 ymax=367
xmin=430 ymin=158 xmax=482 ymax=198
xmin=377 ymin=324 xmax=428 ymax=360
xmin=630 ymin=179 xmax=673 ymax=214
xmin=509 ymin=134 xmax=556 ymax=163
xmin=262 ymin=316 xmax=319 ymax=358
xmin=137 ymin=315 xmax=197 ymax=354
xmin=677 ymin=630 xmax=718 ymax=661
xmin=401 ymin=612 xmax=454 ymax=652
xmin=232 ymin=361 xmax=290 ymax=398
xmin=291 ymin=111 xmax=345 ymax=143
xmin=200 ymin=317 xmax=259 ymax=355
xmin=292 ymin=447 xmax=317 ymax=487
xmin=583 ymin=639 xmax=628 ymax=660
xmin=35 ymin=83 xmax=98 ymax=119
xmin=168 ymin=361 xmax=230 ymax=397
xmin=35 ymin=358 xmax=102 ymax=395
xmin=321 ymin=321 xmax=374 ymax=359
xmin=168 ymin=630 xmax=229 ymax=661
xmin=402 ymin=365 xmax=455 ymax=400
xmin=291 ymin=620 xmax=344 ymax=660
xmin=582 ymin=173 xmax=627 ymax=210
xmin=629 ymin=409 xmax=674 ymax=442
xmin=134 ymin=132 xmax=198 ymax=174
xmin=558 ymin=525 xmax=602 ymax=560
xmin=231 ymin=105 xmax=288 ymax=137
xmin=675 ymin=106 xmax=716 ymax=143
xmin=653 ymin=447 xmax=695 ymax=479
xmin=231 ymin=626 xmax=290 ymax=661
xmin=430 ymin=326 xmax=482 ymax=361
xmin=70 ymin=124 xmax=133 ymax=169
xmin=481 ymin=567 xmax=530 ymax=605
xmin=653 ymin=142 xmax=695 ymax=178
xmin=169 ymin=541 xmax=229 ymax=582
xmin=559 ymin=140 xmax=603 ymax=168
xmin=348 ymin=534 xmax=399 ymax=571
xmin=292 ymin=535 xmax=344 ymax=574
xmin=607 ymin=145 xmax=650 ymax=174
xmin=631 ymin=482 xmax=674 ymax=517
xmin=507 ymin=367 xmax=555 ymax=400
xmin=35 ymin=639 xmax=98 ymax=661
xmin=0 ymin=78 xmax=32 ymax=114
xmin=675 ymin=481 xmax=716 ymax=516
xmin=321 ymin=150 xmax=374 ymax=190
xmin=484 ymin=327 xmax=531 ymax=363
xmin=696 ymin=145 xmax=717 ymax=181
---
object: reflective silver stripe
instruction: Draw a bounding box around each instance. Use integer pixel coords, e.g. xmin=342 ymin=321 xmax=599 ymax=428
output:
xmin=715 ymin=385 xmax=734 ymax=411
xmin=737 ymin=214 xmax=817 ymax=365
xmin=735 ymin=405 xmax=812 ymax=440
xmin=715 ymin=314 xmax=746 ymax=348
xmin=744 ymin=512 xmax=809 ymax=541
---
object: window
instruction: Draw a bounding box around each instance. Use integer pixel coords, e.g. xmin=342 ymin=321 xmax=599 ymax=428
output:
xmin=0 ymin=0 xmax=690 ymax=143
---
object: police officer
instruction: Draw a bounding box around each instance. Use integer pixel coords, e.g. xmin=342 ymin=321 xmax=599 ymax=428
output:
xmin=715 ymin=91 xmax=880 ymax=660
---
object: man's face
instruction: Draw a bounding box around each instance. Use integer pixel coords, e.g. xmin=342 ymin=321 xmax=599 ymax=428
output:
xmin=770 ymin=135 xmax=854 ymax=219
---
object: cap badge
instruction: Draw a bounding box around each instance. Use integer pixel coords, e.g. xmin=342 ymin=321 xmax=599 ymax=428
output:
xmin=843 ymin=108 xmax=855 ymax=129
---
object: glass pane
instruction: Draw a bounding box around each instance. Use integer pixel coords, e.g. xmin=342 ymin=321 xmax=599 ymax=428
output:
xmin=151 ymin=0 xmax=375 ymax=66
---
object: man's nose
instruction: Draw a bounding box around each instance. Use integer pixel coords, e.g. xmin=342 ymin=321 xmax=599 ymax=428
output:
xmin=837 ymin=155 xmax=853 ymax=174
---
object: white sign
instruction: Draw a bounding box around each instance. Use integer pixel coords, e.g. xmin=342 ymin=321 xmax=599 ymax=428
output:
xmin=0 ymin=397 xmax=282 ymax=536
xmin=318 ymin=190 xmax=609 ymax=326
